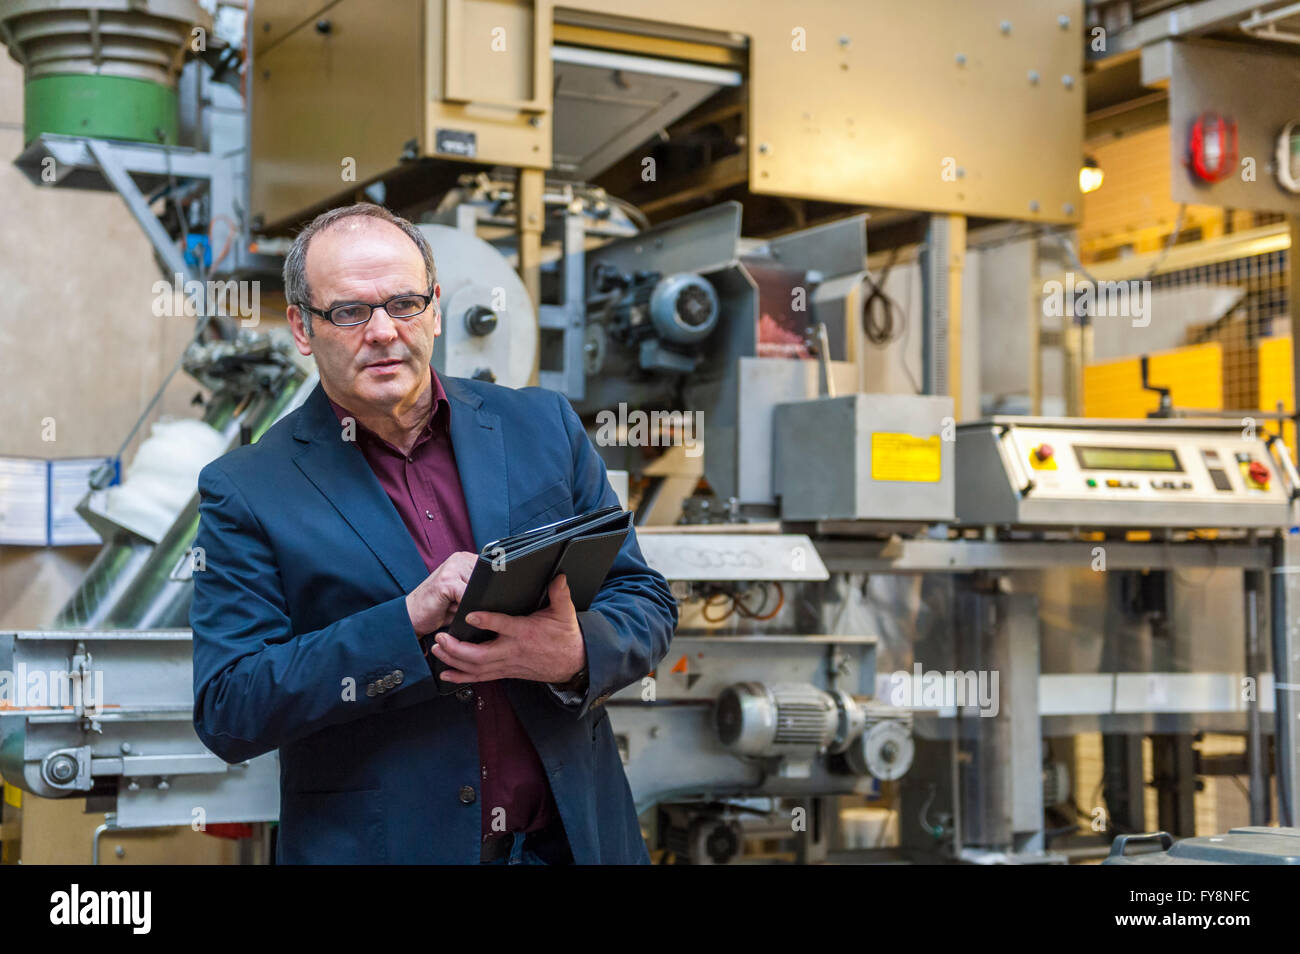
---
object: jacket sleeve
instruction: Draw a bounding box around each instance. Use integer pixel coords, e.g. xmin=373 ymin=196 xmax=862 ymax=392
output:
xmin=190 ymin=463 xmax=433 ymax=764
xmin=548 ymin=390 xmax=678 ymax=718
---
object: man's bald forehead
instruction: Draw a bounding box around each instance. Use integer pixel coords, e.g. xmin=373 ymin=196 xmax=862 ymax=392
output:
xmin=309 ymin=215 xmax=418 ymax=254
xmin=303 ymin=216 xmax=426 ymax=281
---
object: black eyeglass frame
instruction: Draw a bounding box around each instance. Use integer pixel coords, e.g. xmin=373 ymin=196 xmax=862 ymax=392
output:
xmin=297 ymin=286 xmax=437 ymax=328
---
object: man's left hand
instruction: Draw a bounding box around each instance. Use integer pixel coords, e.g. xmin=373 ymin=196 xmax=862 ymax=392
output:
xmin=431 ymin=573 xmax=586 ymax=685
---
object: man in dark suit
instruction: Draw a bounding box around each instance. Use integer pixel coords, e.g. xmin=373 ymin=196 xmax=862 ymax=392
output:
xmin=189 ymin=203 xmax=677 ymax=864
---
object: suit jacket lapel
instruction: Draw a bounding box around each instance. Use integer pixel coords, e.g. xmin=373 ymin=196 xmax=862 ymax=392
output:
xmin=440 ymin=377 xmax=557 ymax=727
xmin=441 ymin=374 xmax=510 ymax=550
xmin=290 ymin=381 xmax=428 ymax=595
xmin=439 ymin=377 xmax=555 ymax=729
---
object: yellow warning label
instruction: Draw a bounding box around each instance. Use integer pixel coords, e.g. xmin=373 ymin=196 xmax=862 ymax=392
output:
xmin=3 ymin=783 xmax=20 ymax=809
xmin=871 ymin=433 xmax=942 ymax=483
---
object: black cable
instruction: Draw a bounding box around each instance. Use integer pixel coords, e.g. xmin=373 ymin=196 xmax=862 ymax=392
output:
xmin=861 ymin=245 xmax=905 ymax=346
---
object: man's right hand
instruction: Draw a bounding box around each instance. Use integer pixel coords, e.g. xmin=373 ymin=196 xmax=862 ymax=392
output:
xmin=406 ymin=551 xmax=478 ymax=635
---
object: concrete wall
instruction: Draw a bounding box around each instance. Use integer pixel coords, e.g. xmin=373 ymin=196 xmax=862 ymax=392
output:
xmin=0 ymin=54 xmax=200 ymax=630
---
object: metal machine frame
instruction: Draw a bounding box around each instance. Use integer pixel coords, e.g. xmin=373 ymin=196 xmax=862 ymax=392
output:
xmin=6 ymin=0 xmax=1300 ymax=868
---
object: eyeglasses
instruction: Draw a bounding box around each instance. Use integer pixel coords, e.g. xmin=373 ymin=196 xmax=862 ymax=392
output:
xmin=298 ymin=287 xmax=436 ymax=328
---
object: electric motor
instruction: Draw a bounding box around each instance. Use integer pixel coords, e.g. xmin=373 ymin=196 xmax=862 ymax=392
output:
xmin=587 ymin=265 xmax=720 ymax=376
xmin=648 ymin=273 xmax=720 ymax=345
xmin=715 ymin=682 xmax=862 ymax=759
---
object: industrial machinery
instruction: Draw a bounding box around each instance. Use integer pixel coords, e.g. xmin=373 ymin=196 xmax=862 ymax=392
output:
xmin=775 ymin=394 xmax=955 ymax=527
xmin=956 ymin=418 xmax=1298 ymax=531
xmin=566 ymin=201 xmax=931 ymax=518
xmin=4 ymin=0 xmax=1300 ymax=868
xmin=0 ymin=0 xmax=211 ymax=144
xmin=868 ymin=414 xmax=1300 ymax=863
xmin=0 ymin=331 xmax=308 ymax=834
xmin=0 ymin=163 xmax=929 ymax=862
xmin=418 ymin=222 xmax=538 ymax=387
xmin=246 ymin=0 xmax=1083 ymax=230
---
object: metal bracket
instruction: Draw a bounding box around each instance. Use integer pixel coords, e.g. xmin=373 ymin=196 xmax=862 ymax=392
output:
xmin=14 ymin=133 xmax=259 ymax=279
xmin=70 ymin=641 xmax=92 ymax=719
xmin=86 ymin=138 xmax=195 ymax=282
xmin=538 ymin=210 xmax=588 ymax=399
xmin=1266 ymin=432 xmax=1300 ymax=501
xmin=995 ymin=425 xmax=1035 ymax=498
xmin=42 ymin=746 xmax=93 ymax=792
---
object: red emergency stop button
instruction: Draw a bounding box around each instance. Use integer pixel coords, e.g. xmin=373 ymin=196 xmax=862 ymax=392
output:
xmin=1034 ymin=443 xmax=1054 ymax=462
xmin=1248 ymin=460 xmax=1270 ymax=487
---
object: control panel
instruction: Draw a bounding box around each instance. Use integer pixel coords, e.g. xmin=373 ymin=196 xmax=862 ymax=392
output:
xmin=956 ymin=418 xmax=1298 ymax=529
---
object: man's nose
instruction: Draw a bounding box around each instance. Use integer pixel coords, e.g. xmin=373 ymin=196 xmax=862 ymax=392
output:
xmin=363 ymin=305 xmax=400 ymax=343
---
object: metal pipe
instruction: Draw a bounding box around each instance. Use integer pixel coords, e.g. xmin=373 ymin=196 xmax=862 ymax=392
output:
xmin=91 ymin=813 xmax=117 ymax=865
xmin=517 ymin=166 xmax=544 ymax=386
xmin=1241 ymin=2 xmax=1300 ymax=43
xmin=1244 ymin=569 xmax=1269 ymax=825
xmin=1270 ymin=538 xmax=1299 ymax=827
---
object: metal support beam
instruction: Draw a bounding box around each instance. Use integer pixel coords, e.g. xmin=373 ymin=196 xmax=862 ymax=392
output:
xmin=1028 ymin=235 xmax=1043 ymax=415
xmin=1102 ymin=735 xmax=1146 ymax=834
xmin=87 ymin=138 xmax=193 ymax=283
xmin=1006 ymin=593 xmax=1046 ymax=854
xmin=951 ymin=581 xmax=1058 ymax=862
xmin=20 ymin=133 xmax=264 ymax=280
xmin=1151 ymin=734 xmax=1198 ymax=836
xmin=1244 ymin=569 xmax=1271 ymax=825
xmin=1149 ymin=569 xmax=1197 ymax=837
xmin=537 ymin=211 xmax=587 ymax=399
xmin=814 ymin=537 xmax=1273 ymax=574
xmin=517 ymin=166 xmax=545 ymax=386
xmin=793 ymin=796 xmax=831 ymax=864
xmin=1101 ymin=569 xmax=1154 ymax=836
xmin=1272 ymin=536 xmax=1300 ymax=825
xmin=1089 ymin=0 xmax=1272 ymax=61
xmin=1290 ymin=216 xmax=1300 ymax=444
xmin=922 ymin=214 xmax=966 ymax=418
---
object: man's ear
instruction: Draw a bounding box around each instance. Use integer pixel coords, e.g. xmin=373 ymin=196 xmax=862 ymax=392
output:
xmin=431 ymin=282 xmax=442 ymax=337
xmin=287 ymin=304 xmax=313 ymax=356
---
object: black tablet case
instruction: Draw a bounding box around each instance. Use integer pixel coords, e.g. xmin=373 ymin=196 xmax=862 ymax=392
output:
xmin=421 ymin=506 xmax=633 ymax=692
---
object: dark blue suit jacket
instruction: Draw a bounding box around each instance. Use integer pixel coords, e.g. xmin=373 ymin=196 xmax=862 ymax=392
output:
xmin=189 ymin=372 xmax=677 ymax=863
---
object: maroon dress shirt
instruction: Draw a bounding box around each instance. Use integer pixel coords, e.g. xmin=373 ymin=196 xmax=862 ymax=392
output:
xmin=328 ymin=372 xmax=558 ymax=838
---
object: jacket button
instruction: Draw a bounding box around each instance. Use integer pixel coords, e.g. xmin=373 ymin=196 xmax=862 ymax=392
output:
xmin=393 ymin=670 xmax=403 ymax=684
xmin=459 ymin=785 xmax=476 ymax=804
xmin=382 ymin=673 xmax=395 ymax=689
xmin=455 ymin=687 xmax=474 ymax=703
xmin=366 ymin=683 xmax=377 ymax=697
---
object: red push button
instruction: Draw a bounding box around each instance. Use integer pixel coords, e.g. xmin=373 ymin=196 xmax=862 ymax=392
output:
xmin=1034 ymin=443 xmax=1054 ymax=462
xmin=1248 ymin=460 xmax=1270 ymax=487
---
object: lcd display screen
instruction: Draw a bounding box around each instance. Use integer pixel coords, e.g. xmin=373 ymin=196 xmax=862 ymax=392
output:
xmin=1073 ymin=445 xmax=1183 ymax=472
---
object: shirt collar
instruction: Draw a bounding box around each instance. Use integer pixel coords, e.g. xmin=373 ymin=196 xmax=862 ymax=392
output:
xmin=325 ymin=368 xmax=449 ymax=449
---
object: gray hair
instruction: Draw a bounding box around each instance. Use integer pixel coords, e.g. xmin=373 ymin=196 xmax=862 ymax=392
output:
xmin=283 ymin=203 xmax=437 ymax=335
